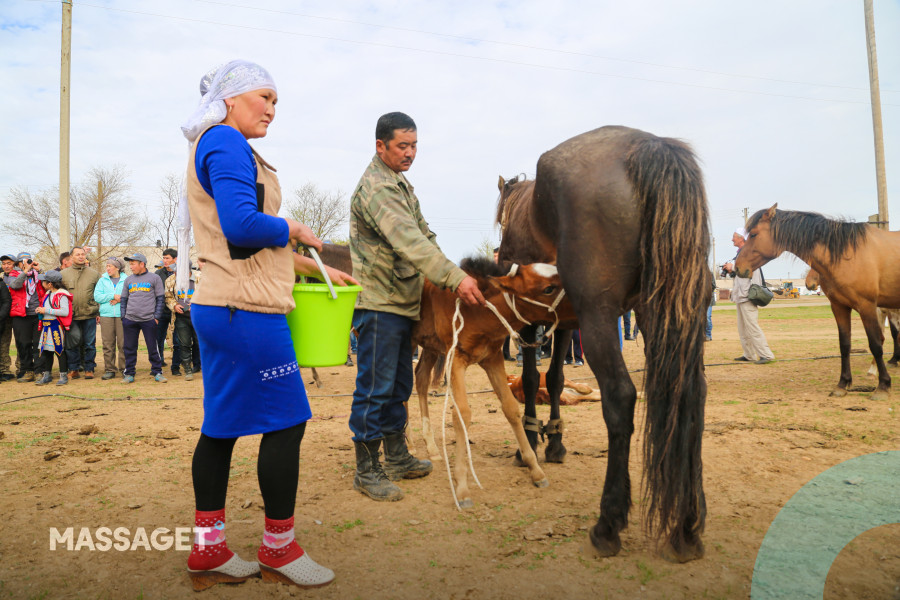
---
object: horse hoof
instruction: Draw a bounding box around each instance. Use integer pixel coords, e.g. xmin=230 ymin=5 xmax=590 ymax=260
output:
xmin=532 ymin=477 xmax=549 ymax=489
xmin=512 ymin=451 xmax=527 ymax=468
xmin=586 ymin=525 xmax=621 ymax=558
xmin=659 ymin=539 xmax=705 ymax=563
xmin=458 ymin=498 xmax=474 ymax=509
xmin=870 ymin=389 xmax=890 ymax=401
xmin=829 ymin=388 xmax=848 ymax=398
xmin=545 ymin=447 xmax=567 ymax=464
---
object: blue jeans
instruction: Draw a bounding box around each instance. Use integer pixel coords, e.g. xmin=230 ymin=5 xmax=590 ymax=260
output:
xmin=157 ymin=312 xmax=182 ymax=371
xmin=66 ymin=318 xmax=97 ymax=372
xmin=122 ymin=318 xmax=162 ymax=376
xmin=706 ymin=304 xmax=713 ymax=339
xmin=349 ymin=310 xmax=413 ymax=442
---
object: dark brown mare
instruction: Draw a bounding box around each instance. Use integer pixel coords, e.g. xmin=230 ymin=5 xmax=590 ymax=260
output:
xmin=737 ymin=205 xmax=900 ymax=400
xmin=497 ymin=126 xmax=710 ymax=562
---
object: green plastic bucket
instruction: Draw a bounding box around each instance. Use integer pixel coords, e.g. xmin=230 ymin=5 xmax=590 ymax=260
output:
xmin=287 ymin=246 xmax=361 ymax=367
xmin=287 ymin=282 xmax=361 ymax=367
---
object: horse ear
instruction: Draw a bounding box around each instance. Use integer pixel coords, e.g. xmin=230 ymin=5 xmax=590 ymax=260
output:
xmin=765 ymin=204 xmax=777 ymax=220
xmin=497 ymin=175 xmax=506 ymax=191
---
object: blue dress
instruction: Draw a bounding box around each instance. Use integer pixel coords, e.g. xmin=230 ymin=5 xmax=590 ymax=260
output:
xmin=192 ymin=126 xmax=310 ymax=438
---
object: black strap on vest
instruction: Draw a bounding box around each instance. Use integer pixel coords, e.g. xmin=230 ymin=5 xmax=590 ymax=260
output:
xmin=227 ymin=182 xmax=266 ymax=260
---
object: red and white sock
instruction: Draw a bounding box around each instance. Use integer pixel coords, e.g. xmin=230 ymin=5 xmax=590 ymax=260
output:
xmin=258 ymin=516 xmax=304 ymax=568
xmin=187 ymin=509 xmax=234 ymax=571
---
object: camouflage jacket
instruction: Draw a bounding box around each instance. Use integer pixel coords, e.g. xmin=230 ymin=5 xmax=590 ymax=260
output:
xmin=350 ymin=155 xmax=467 ymax=319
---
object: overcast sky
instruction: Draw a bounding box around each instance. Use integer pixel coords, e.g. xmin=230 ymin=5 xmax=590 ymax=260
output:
xmin=2 ymin=0 xmax=898 ymax=279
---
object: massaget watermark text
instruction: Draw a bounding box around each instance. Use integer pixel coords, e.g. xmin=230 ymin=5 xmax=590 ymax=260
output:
xmin=49 ymin=527 xmax=215 ymax=551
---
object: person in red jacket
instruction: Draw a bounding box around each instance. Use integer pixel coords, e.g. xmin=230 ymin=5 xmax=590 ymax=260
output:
xmin=4 ymin=252 xmax=46 ymax=382
xmin=34 ymin=270 xmax=73 ymax=386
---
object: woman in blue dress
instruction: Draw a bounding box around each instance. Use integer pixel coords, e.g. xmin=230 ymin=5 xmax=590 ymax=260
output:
xmin=178 ymin=60 xmax=356 ymax=591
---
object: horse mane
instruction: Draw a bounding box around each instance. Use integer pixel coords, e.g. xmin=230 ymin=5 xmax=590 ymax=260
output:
xmin=494 ymin=175 xmax=534 ymax=229
xmin=459 ymin=255 xmax=508 ymax=279
xmin=748 ymin=208 xmax=868 ymax=265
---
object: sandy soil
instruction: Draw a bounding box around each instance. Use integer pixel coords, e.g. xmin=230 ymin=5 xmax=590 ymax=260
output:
xmin=1 ymin=297 xmax=898 ymax=599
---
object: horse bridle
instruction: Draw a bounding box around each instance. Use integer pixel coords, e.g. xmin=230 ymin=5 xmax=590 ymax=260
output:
xmin=481 ymin=263 xmax=567 ymax=348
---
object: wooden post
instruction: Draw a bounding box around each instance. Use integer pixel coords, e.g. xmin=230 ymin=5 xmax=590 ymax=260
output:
xmin=864 ymin=0 xmax=889 ymax=230
xmin=59 ymin=0 xmax=72 ymax=252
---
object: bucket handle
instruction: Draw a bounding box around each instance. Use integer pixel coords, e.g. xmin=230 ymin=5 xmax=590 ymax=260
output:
xmin=306 ymin=247 xmax=338 ymax=300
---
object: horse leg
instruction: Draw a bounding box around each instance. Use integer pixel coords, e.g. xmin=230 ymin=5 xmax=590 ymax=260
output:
xmin=414 ymin=349 xmax=441 ymax=460
xmin=514 ymin=324 xmax=542 ymax=468
xmin=580 ymin=315 xmax=636 ymax=558
xmin=860 ymin=306 xmax=891 ymax=400
xmin=544 ymin=328 xmax=573 ymax=463
xmin=889 ymin=316 xmax=900 ymax=366
xmin=480 ymin=351 xmax=548 ymax=488
xmin=448 ymin=358 xmax=474 ymax=508
xmin=829 ymin=303 xmax=853 ymax=397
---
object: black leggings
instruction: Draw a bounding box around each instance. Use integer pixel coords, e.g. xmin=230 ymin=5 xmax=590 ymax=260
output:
xmin=191 ymin=422 xmax=306 ymax=520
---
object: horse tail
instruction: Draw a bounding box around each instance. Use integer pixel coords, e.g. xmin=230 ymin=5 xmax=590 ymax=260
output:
xmin=626 ymin=135 xmax=709 ymax=555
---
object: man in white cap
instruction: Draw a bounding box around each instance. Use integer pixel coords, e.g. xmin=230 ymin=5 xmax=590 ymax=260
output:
xmin=723 ymin=226 xmax=775 ymax=364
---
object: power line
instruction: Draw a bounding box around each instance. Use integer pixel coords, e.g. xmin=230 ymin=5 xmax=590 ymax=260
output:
xmin=43 ymin=1 xmax=898 ymax=107
xmin=186 ymin=0 xmax=897 ymax=95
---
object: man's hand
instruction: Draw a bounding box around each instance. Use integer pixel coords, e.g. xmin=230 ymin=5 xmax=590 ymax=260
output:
xmin=174 ymin=305 xmax=184 ymax=314
xmin=456 ymin=276 xmax=485 ymax=307
xmin=287 ymin=219 xmax=323 ymax=253
xmin=36 ymin=306 xmax=45 ymax=314
xmin=324 ymin=266 xmax=359 ymax=287
xmin=723 ymin=261 xmax=734 ymax=273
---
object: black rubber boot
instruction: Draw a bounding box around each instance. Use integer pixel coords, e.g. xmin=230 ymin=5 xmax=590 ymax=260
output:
xmin=382 ymin=429 xmax=433 ymax=481
xmin=353 ymin=439 xmax=403 ymax=501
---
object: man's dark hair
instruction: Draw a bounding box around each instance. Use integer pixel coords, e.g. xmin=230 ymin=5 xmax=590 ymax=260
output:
xmin=162 ymin=248 xmax=178 ymax=258
xmin=58 ymin=251 xmax=70 ymax=263
xmin=375 ymin=112 xmax=416 ymax=145
xmin=70 ymin=246 xmax=85 ymax=253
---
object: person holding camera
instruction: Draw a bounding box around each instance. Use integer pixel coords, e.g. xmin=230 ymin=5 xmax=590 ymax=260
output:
xmin=723 ymin=227 xmax=774 ymax=364
xmin=5 ymin=252 xmax=46 ymax=382
xmin=61 ymin=246 xmax=101 ymax=379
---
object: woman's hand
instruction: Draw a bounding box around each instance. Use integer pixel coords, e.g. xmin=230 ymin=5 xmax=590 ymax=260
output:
xmin=36 ymin=306 xmax=45 ymax=314
xmin=286 ymin=219 xmax=323 ymax=253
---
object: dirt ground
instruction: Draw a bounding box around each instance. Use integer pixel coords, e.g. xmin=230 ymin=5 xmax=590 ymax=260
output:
xmin=1 ymin=297 xmax=898 ymax=600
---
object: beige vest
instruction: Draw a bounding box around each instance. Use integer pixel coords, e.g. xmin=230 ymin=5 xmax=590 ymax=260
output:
xmin=186 ymin=125 xmax=295 ymax=314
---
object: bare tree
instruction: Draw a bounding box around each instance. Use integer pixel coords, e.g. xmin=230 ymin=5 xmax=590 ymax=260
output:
xmin=150 ymin=173 xmax=182 ymax=249
xmin=2 ymin=165 xmax=147 ymax=265
xmin=284 ymin=182 xmax=349 ymax=242
xmin=474 ymin=236 xmax=497 ymax=260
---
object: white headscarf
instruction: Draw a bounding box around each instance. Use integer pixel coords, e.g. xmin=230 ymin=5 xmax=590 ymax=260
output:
xmin=175 ymin=60 xmax=278 ymax=293
xmin=734 ymin=226 xmax=748 ymax=240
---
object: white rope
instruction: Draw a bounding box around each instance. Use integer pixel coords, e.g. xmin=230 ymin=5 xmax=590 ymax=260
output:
xmin=441 ymin=299 xmax=483 ymax=510
xmin=439 ymin=282 xmax=565 ymax=508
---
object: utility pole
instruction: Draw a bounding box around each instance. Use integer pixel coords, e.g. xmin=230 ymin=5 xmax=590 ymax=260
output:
xmin=97 ymin=180 xmax=102 ymax=259
xmin=59 ymin=0 xmax=72 ymax=252
xmin=864 ymin=0 xmax=889 ymax=230
xmin=742 ymin=207 xmax=749 ymax=226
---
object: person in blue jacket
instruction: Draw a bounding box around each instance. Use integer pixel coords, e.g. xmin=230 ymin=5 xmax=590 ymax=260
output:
xmin=94 ymin=257 xmax=127 ymax=380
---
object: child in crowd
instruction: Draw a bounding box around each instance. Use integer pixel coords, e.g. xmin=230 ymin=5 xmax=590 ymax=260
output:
xmin=34 ymin=271 xmax=73 ymax=386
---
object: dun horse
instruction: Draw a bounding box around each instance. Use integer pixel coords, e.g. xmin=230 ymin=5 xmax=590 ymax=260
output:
xmin=497 ymin=126 xmax=710 ymax=562
xmin=737 ymin=205 xmax=900 ymax=400
xmin=806 ymin=267 xmax=900 ymax=368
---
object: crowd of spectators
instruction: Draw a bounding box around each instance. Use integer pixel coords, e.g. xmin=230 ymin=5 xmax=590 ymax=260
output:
xmin=0 ymin=247 xmax=201 ymax=385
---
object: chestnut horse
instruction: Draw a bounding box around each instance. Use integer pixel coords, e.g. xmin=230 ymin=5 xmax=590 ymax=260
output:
xmin=497 ymin=126 xmax=710 ymax=562
xmin=412 ymin=257 xmax=575 ymax=508
xmin=737 ymin=205 xmax=900 ymax=400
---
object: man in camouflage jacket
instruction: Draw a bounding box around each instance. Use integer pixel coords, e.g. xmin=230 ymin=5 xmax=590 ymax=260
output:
xmin=348 ymin=112 xmax=484 ymax=501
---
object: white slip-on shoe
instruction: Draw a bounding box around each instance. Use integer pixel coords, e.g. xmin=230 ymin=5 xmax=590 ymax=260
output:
xmin=260 ymin=552 xmax=335 ymax=588
xmin=187 ymin=553 xmax=260 ymax=591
